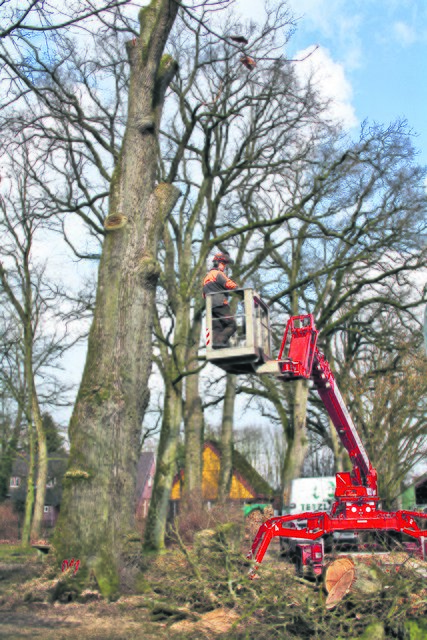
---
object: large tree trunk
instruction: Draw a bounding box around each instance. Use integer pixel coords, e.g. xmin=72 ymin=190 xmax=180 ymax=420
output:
xmin=281 ymin=379 xmax=309 ymax=509
xmin=218 ymin=374 xmax=236 ymax=503
xmin=183 ymin=312 xmax=204 ymax=506
xmin=53 ymin=0 xmax=179 ymax=596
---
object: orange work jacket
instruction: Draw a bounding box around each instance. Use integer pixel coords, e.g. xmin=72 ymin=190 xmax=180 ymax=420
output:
xmin=202 ymin=269 xmax=238 ymax=308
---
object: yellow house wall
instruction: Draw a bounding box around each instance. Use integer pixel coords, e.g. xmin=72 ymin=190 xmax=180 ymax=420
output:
xmin=170 ymin=446 xmax=255 ymax=501
xmin=230 ymin=474 xmax=253 ymax=499
xmin=170 ymin=478 xmax=181 ymax=500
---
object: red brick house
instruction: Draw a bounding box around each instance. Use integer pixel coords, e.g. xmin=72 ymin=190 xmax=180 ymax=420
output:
xmin=135 ymin=451 xmax=156 ymax=519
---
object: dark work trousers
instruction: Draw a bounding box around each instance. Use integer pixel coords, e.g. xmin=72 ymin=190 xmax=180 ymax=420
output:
xmin=212 ymin=303 xmax=237 ymax=346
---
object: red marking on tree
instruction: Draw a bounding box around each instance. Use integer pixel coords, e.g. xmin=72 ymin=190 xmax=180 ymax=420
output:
xmin=62 ymin=558 xmax=81 ymax=575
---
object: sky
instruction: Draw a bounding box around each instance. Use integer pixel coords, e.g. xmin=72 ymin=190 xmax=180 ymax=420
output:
xmin=5 ymin=0 xmax=425 ymax=466
xmin=237 ymin=0 xmax=427 ymax=165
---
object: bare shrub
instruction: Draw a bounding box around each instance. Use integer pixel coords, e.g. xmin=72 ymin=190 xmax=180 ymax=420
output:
xmin=134 ymin=513 xmax=147 ymax=539
xmin=170 ymin=499 xmax=245 ymax=544
xmin=0 ymin=502 xmax=20 ymax=542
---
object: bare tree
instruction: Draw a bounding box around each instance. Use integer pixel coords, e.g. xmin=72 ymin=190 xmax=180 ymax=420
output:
xmin=0 ymin=141 xmax=73 ymax=542
xmin=145 ymin=2 xmax=334 ymax=548
xmin=46 ymin=0 xmax=184 ymax=595
xmin=237 ymin=120 xmax=427 ymax=505
xmin=321 ymin=313 xmax=427 ymax=508
xmin=0 ymin=0 xmax=130 ymax=40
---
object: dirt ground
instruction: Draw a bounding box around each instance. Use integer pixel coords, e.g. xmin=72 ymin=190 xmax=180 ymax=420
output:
xmin=0 ymin=550 xmax=168 ymax=640
xmin=0 ymin=600 xmax=167 ymax=640
xmin=0 ymin=545 xmax=245 ymax=640
xmin=1 ymin=541 xmax=426 ymax=640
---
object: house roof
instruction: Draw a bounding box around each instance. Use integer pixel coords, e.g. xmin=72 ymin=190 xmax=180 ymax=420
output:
xmin=135 ymin=451 xmax=155 ymax=497
xmin=11 ymin=453 xmax=68 ymax=478
xmin=414 ymin=472 xmax=427 ymax=490
xmin=209 ymin=440 xmax=273 ymax=500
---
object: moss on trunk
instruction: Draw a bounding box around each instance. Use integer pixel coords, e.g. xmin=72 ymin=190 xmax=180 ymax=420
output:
xmin=21 ymin=418 xmax=35 ymax=547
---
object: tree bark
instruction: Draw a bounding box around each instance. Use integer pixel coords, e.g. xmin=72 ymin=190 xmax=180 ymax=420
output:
xmin=218 ymin=374 xmax=236 ymax=503
xmin=21 ymin=415 xmax=35 ymax=547
xmin=183 ymin=313 xmax=204 ymax=506
xmin=30 ymin=387 xmax=48 ymax=541
xmin=144 ymin=304 xmax=188 ymax=550
xmin=53 ymin=0 xmax=179 ymax=596
xmin=281 ymin=379 xmax=309 ymax=509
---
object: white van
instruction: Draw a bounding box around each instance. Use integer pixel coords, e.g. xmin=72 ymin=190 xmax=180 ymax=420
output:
xmin=287 ymin=477 xmax=336 ymax=514
xmin=279 ymin=476 xmax=357 ymax=557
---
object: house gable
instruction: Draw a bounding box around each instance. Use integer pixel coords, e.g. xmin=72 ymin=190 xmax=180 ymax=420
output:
xmin=171 ymin=440 xmax=272 ymax=501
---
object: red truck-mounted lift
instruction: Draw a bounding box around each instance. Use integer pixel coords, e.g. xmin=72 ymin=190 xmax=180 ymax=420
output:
xmin=247 ymin=313 xmax=427 ymax=578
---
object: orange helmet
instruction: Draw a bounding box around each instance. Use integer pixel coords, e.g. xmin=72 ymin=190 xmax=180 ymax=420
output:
xmin=213 ymin=252 xmax=233 ymax=265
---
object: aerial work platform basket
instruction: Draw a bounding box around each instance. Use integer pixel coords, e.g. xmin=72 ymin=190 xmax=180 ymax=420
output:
xmin=205 ymin=288 xmax=272 ymax=374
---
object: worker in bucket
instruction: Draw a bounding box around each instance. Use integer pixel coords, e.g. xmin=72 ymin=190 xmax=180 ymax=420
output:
xmin=203 ymin=252 xmax=239 ymax=347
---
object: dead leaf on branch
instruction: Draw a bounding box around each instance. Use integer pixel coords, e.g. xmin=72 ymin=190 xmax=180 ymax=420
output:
xmin=230 ymin=36 xmax=249 ymax=45
xmin=240 ymin=55 xmax=256 ymax=71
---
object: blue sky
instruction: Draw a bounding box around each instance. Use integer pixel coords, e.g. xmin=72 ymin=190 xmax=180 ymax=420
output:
xmin=238 ymin=0 xmax=427 ymax=165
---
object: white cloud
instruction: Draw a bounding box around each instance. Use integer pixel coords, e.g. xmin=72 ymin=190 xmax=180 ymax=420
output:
xmin=294 ymin=46 xmax=358 ymax=129
xmin=286 ymin=0 xmax=364 ymax=69
xmin=393 ymin=21 xmax=417 ymax=46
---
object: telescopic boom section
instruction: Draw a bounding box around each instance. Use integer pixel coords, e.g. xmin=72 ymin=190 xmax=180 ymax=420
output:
xmin=277 ymin=315 xmax=377 ymax=496
xmin=312 ymin=351 xmax=377 ymax=494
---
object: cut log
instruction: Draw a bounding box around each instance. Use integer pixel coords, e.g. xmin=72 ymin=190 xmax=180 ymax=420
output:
xmin=324 ymin=557 xmax=356 ymax=609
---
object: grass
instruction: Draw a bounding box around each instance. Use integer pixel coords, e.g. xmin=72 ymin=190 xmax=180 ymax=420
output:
xmin=0 ymin=544 xmax=38 ymax=561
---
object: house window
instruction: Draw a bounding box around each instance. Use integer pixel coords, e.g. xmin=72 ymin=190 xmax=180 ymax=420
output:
xmin=44 ymin=506 xmax=51 ymax=513
xmin=10 ymin=477 xmax=21 ymax=488
xmin=148 ymin=476 xmax=153 ymax=488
